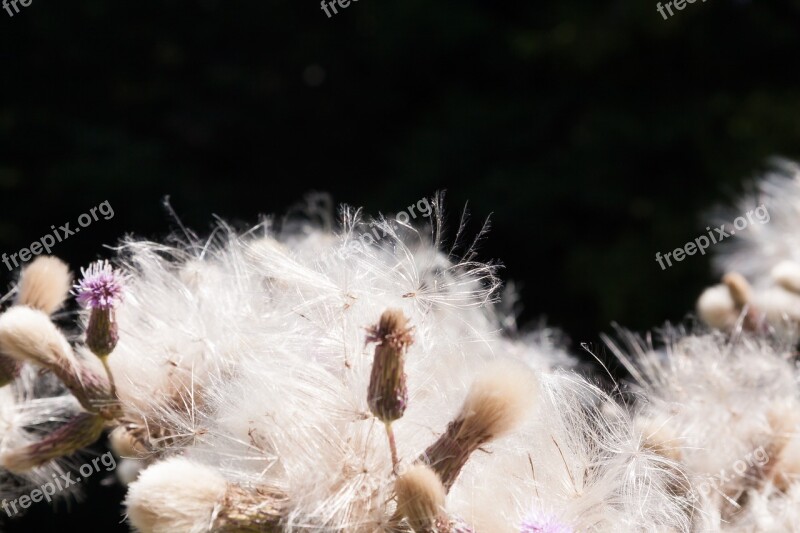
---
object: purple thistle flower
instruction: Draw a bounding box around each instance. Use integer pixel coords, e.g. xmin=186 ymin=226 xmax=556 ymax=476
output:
xmin=520 ymin=512 xmax=573 ymax=533
xmin=74 ymin=260 xmax=125 ymax=310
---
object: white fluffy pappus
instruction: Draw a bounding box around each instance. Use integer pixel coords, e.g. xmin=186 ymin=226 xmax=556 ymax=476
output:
xmin=106 ymin=197 xmax=570 ymax=455
xmin=111 ymin=198 xmax=681 ymax=532
xmin=125 ymin=456 xmax=227 ymax=533
xmin=447 ymin=370 xmax=691 ymax=533
xmin=14 ymin=256 xmax=72 ymax=315
xmin=694 ymin=161 xmax=800 ymax=337
xmin=606 ymin=326 xmax=800 ymax=531
xmin=710 ymin=159 xmax=797 ymax=283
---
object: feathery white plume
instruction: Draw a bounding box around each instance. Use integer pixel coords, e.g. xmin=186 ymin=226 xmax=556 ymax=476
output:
xmin=15 ymin=256 xmax=72 ymax=315
xmin=608 ymin=326 xmax=800 ymax=531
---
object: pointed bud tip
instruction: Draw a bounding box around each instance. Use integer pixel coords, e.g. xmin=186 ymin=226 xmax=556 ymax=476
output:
xmin=368 ymin=308 xmax=413 ymax=350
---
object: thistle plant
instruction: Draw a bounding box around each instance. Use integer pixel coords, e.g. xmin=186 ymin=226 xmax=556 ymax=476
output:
xmin=0 ymin=256 xmax=116 ymax=476
xmin=11 ymin=188 xmax=797 ymax=531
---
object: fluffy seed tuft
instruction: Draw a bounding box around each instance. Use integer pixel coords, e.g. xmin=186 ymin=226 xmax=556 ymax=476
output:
xmin=394 ymin=464 xmax=446 ymax=531
xmin=125 ymin=457 xmax=228 ymax=533
xmin=15 ymin=256 xmax=72 ymax=315
xmin=0 ymin=306 xmax=74 ymax=368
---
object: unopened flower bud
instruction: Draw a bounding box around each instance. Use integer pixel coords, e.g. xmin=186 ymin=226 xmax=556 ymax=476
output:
xmin=86 ymin=307 xmax=119 ymax=358
xmin=367 ymin=309 xmax=413 ymax=424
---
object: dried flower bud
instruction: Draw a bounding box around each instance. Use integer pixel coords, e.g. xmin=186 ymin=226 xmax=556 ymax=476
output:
xmin=367 ymin=309 xmax=413 ymax=424
xmin=395 ymin=464 xmax=445 ymax=532
xmin=16 ymin=256 xmax=72 ymax=315
xmin=2 ymin=413 xmax=105 ymax=473
xmin=126 ymin=457 xmax=284 ymax=533
xmin=420 ymin=361 xmax=536 ymax=491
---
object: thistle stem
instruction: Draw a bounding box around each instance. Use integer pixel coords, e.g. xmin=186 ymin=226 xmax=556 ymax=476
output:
xmin=100 ymin=355 xmax=117 ymax=398
xmin=385 ymin=422 xmax=400 ymax=474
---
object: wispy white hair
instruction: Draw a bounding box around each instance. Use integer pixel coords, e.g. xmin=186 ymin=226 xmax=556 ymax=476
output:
xmin=607 ymin=325 xmax=800 ymax=531
xmin=110 ymin=196 xmax=687 ymax=531
xmin=711 ymin=159 xmax=800 ymax=284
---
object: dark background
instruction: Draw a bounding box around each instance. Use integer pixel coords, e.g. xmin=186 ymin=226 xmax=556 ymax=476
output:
xmin=2 ymin=0 xmax=800 ymax=530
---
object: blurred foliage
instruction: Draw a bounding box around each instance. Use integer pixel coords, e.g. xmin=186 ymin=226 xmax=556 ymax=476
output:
xmin=1 ymin=0 xmax=800 ymax=528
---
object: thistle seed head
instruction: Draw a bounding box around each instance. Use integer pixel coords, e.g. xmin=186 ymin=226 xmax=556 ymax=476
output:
xmin=394 ymin=464 xmax=446 ymax=532
xmin=16 ymin=256 xmax=72 ymax=315
xmin=421 ymin=361 xmax=536 ymax=491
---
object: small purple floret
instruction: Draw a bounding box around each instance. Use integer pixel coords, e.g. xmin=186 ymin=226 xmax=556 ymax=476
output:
xmin=521 ymin=512 xmax=573 ymax=533
xmin=74 ymin=260 xmax=124 ymax=310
